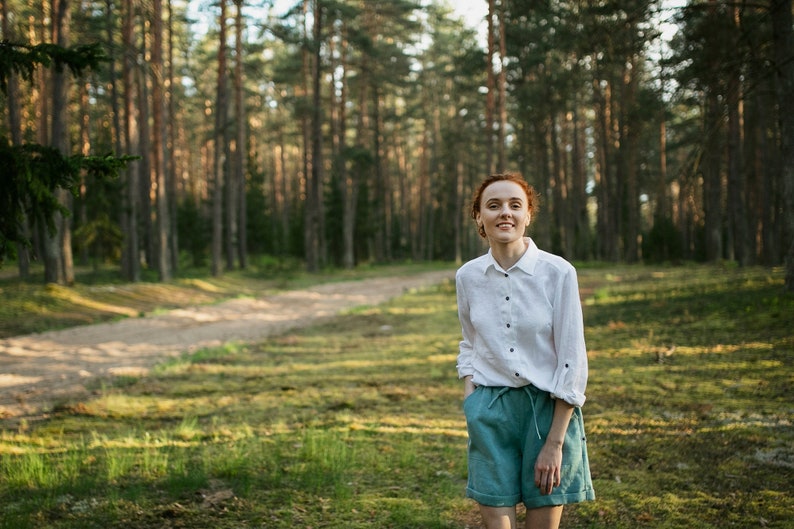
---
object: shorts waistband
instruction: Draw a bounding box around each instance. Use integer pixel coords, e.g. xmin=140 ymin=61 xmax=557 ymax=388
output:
xmin=484 ymin=385 xmax=542 ymax=440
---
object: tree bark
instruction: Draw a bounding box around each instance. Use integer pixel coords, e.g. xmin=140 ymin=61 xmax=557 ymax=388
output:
xmin=151 ymin=0 xmax=171 ymax=281
xmin=726 ymin=68 xmax=749 ymax=265
xmin=335 ymin=25 xmax=357 ymax=269
xmin=234 ymin=0 xmax=247 ymax=269
xmin=485 ymin=0 xmax=495 ymax=174
xmin=167 ymin=0 xmax=179 ymax=273
xmin=620 ymin=56 xmax=640 ymax=263
xmin=121 ymin=0 xmax=140 ymax=281
xmin=47 ymin=0 xmax=74 ymax=285
xmin=212 ymin=0 xmax=228 ymax=276
xmin=306 ymin=0 xmax=325 ymax=271
xmin=703 ymin=89 xmax=724 ymax=262
xmin=497 ymin=1 xmax=506 ymax=172
xmin=771 ymin=0 xmax=794 ymax=290
xmin=593 ymin=70 xmax=617 ymax=261
xmin=138 ymin=15 xmax=154 ymax=270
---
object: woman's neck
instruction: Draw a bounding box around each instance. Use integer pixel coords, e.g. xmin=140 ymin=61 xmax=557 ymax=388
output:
xmin=490 ymin=237 xmax=528 ymax=271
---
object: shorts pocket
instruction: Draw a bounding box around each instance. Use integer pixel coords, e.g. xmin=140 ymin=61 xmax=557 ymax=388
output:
xmin=462 ymin=385 xmax=481 ymax=413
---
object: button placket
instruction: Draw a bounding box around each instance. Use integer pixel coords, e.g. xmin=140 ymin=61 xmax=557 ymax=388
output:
xmin=504 ymin=270 xmax=516 ymax=359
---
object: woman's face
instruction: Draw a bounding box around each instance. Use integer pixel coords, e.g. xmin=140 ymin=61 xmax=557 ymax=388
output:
xmin=476 ymin=180 xmax=531 ymax=246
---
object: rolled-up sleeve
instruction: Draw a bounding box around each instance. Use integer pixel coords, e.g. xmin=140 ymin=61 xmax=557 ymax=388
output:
xmin=550 ymin=266 xmax=588 ymax=406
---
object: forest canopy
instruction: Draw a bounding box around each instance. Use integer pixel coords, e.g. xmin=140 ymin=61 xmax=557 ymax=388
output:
xmin=1 ymin=0 xmax=793 ymax=289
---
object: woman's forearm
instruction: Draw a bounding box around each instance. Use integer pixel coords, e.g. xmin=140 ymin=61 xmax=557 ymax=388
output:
xmin=546 ymin=399 xmax=574 ymax=447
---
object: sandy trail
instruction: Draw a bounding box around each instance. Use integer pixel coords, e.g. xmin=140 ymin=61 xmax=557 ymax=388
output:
xmin=0 ymin=270 xmax=454 ymax=421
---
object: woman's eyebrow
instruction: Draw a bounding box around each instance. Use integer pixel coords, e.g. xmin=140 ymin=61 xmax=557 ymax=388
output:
xmin=485 ymin=197 xmax=524 ymax=203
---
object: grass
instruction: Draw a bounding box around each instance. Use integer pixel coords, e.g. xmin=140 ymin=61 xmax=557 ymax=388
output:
xmin=0 ymin=263 xmax=792 ymax=528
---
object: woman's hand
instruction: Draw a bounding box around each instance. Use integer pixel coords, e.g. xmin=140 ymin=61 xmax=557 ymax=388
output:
xmin=535 ymin=399 xmax=574 ymax=494
xmin=463 ymin=376 xmax=476 ymax=400
xmin=534 ymin=440 xmax=563 ymax=495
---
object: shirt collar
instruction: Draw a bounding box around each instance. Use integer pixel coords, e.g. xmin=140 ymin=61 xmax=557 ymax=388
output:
xmin=483 ymin=237 xmax=539 ymax=275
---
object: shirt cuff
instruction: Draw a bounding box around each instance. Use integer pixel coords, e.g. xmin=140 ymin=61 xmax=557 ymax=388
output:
xmin=457 ymin=366 xmax=475 ymax=379
xmin=551 ymin=389 xmax=586 ymax=407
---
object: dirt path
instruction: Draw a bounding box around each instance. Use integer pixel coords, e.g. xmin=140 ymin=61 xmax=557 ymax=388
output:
xmin=0 ymin=270 xmax=454 ymax=421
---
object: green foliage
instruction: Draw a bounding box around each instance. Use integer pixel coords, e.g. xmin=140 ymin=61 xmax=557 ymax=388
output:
xmin=0 ymin=265 xmax=791 ymax=528
xmin=0 ymin=41 xmax=106 ymax=93
xmin=0 ymin=39 xmax=137 ymax=268
xmin=0 ymin=140 xmax=137 ymax=265
xmin=0 ymin=142 xmax=76 ymax=257
xmin=73 ymin=213 xmax=123 ymax=263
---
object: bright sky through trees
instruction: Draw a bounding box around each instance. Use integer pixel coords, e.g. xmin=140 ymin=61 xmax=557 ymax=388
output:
xmin=187 ymin=0 xmax=489 ymax=41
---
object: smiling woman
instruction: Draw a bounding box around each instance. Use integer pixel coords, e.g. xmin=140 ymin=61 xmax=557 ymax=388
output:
xmin=456 ymin=172 xmax=595 ymax=529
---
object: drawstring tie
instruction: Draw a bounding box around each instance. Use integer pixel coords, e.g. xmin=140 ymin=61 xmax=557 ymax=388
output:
xmin=486 ymin=386 xmax=542 ymax=440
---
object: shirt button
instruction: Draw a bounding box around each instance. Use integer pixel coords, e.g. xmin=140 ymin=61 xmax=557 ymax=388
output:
xmin=506 ymin=323 xmax=511 ymax=328
xmin=514 ymin=372 xmax=520 ymax=377
xmin=504 ymin=273 xmax=509 ymax=277
xmin=505 ymin=296 xmax=510 ymax=301
xmin=509 ymin=348 xmax=514 ymax=352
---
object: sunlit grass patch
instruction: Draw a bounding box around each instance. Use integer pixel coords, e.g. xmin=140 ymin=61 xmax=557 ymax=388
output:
xmin=581 ymin=265 xmax=792 ymax=529
xmin=0 ymin=265 xmax=791 ymax=528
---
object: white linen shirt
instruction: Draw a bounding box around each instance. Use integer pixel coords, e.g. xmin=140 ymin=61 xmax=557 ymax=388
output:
xmin=456 ymin=237 xmax=588 ymax=407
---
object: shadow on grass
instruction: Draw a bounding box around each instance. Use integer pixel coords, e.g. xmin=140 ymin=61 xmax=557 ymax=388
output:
xmin=1 ymin=265 xmax=792 ymax=528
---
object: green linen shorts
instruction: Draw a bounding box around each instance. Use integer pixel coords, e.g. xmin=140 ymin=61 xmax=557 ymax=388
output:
xmin=463 ymin=384 xmax=595 ymax=509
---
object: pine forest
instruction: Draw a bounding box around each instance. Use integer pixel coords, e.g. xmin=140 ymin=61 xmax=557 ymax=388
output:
xmin=2 ymin=0 xmax=793 ymax=289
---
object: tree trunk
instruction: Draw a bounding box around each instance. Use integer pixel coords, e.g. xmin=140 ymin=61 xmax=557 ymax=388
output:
xmin=212 ymin=0 xmax=228 ymax=276
xmin=336 ymin=26 xmax=357 ymax=270
xmin=593 ymin=71 xmax=617 ymax=261
xmin=620 ymin=56 xmax=640 ymax=263
xmin=570 ymin=107 xmax=590 ymax=260
xmin=306 ymin=0 xmax=325 ymax=270
xmin=151 ymin=0 xmax=171 ymax=281
xmin=657 ymin=108 xmax=668 ymax=220
xmin=771 ymin=0 xmax=794 ymax=290
xmin=47 ymin=0 xmax=74 ymax=285
xmin=485 ymin=0 xmax=495 ymax=174
xmin=549 ymin=111 xmax=566 ymax=257
xmin=138 ymin=15 xmax=154 ymax=270
xmin=234 ymin=0 xmax=247 ymax=269
xmin=497 ymin=2 xmax=507 ymax=172
xmin=354 ymin=31 xmax=372 ymax=262
xmin=166 ymin=0 xmax=179 ymax=273
xmin=106 ymin=0 xmax=130 ymax=276
xmin=372 ymin=86 xmax=387 ymax=262
xmin=78 ymin=80 xmax=90 ymax=266
xmin=533 ymin=119 xmax=552 ymax=251
xmin=703 ymin=89 xmax=723 ymax=262
xmin=300 ymin=0 xmax=315 ymax=271
xmin=726 ymin=68 xmax=749 ymax=265
xmin=121 ymin=0 xmax=140 ymax=281
xmin=752 ymin=72 xmax=777 ymax=265
xmin=454 ymin=158 xmax=464 ymax=264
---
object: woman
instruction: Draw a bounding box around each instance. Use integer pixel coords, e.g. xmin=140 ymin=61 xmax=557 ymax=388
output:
xmin=456 ymin=172 xmax=595 ymax=529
